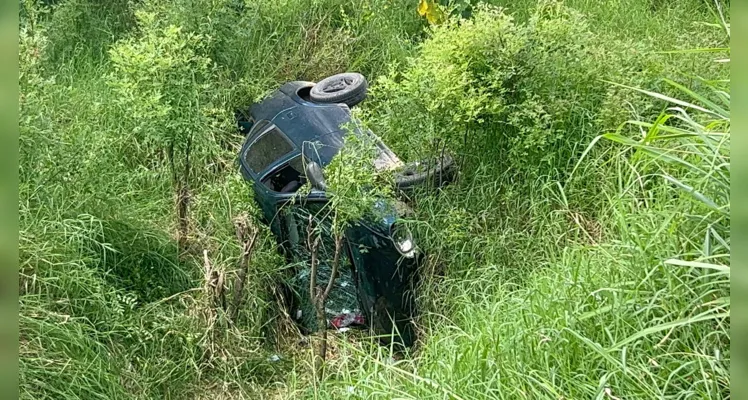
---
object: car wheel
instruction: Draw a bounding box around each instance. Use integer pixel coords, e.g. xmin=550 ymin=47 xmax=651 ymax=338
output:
xmin=395 ymin=153 xmax=455 ymax=192
xmin=310 ymin=72 xmax=368 ymax=107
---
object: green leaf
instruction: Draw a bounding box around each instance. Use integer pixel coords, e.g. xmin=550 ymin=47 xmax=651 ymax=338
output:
xmin=601 ymin=80 xmax=723 ymax=118
xmin=664 ymin=259 xmax=730 ymax=273
xmin=662 ymin=79 xmax=729 ymax=119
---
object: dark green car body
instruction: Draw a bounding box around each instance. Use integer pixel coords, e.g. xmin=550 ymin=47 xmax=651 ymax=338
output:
xmin=237 ymin=81 xmax=418 ymax=346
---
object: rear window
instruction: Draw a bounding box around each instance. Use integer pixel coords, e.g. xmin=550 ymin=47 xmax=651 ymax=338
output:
xmin=244 ymin=126 xmax=294 ymax=173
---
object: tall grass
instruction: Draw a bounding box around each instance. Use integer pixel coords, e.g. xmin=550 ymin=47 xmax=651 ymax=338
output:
xmin=278 ymin=2 xmax=730 ymax=399
xmin=272 ymin=59 xmax=730 ymax=400
xmin=18 ymin=0 xmax=729 ymax=398
xmin=19 ymin=0 xmax=421 ymax=397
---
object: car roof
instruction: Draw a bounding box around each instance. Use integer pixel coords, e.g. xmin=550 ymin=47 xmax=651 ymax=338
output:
xmin=244 ymin=81 xmax=404 ymax=180
xmin=249 ymin=81 xmax=352 ymax=168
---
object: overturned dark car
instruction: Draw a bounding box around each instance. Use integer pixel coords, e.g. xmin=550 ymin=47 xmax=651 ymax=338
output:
xmin=236 ymin=73 xmax=454 ymax=346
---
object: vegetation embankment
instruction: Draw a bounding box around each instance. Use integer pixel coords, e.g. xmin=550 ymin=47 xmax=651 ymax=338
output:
xmin=19 ymin=0 xmax=729 ymax=398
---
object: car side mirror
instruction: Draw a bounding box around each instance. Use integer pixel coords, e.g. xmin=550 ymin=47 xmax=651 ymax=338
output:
xmin=305 ymin=161 xmax=327 ymax=191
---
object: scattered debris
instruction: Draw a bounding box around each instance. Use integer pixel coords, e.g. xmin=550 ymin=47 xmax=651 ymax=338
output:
xmin=331 ymin=312 xmax=365 ymax=329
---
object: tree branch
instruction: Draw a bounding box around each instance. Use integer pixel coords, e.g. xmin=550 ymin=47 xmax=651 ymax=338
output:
xmin=323 ymin=233 xmax=343 ymax=302
xmin=229 ymin=216 xmax=259 ymax=322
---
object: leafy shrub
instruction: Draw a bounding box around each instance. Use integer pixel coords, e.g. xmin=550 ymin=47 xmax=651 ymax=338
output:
xmin=325 ymin=125 xmax=395 ymax=232
xmin=107 ymin=11 xmax=227 ymax=178
xmin=364 ymin=0 xmax=723 ymax=183
xmin=367 ymin=3 xmax=594 ymax=167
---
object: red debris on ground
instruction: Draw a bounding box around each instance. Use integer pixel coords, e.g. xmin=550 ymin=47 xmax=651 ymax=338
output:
xmin=330 ymin=312 xmax=365 ymax=329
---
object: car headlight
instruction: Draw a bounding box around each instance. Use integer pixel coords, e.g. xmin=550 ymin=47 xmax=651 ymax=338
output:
xmin=391 ymin=223 xmax=416 ymax=258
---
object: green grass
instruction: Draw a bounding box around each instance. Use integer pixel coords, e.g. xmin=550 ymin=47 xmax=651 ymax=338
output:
xmin=18 ymin=0 xmax=729 ymax=398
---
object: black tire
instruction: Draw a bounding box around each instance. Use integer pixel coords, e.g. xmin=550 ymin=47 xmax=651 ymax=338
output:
xmin=310 ymin=72 xmax=368 ymax=107
xmin=395 ymin=153 xmax=455 ymax=191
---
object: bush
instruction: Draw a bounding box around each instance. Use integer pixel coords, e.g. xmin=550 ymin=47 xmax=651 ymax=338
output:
xmin=364 ymin=0 xmax=723 ymax=183
xmin=107 ymin=10 xmax=228 ymax=178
